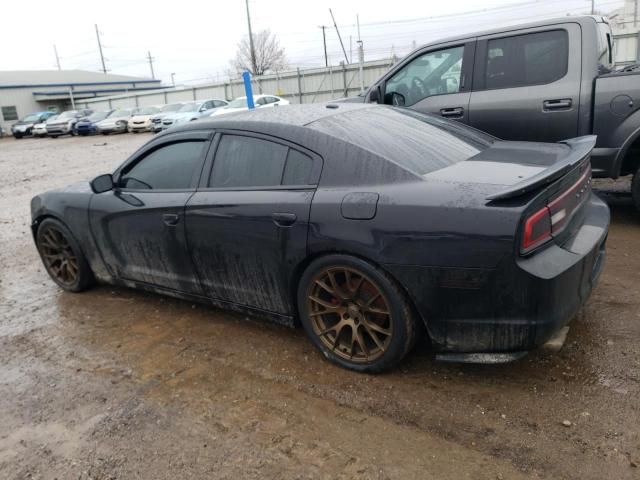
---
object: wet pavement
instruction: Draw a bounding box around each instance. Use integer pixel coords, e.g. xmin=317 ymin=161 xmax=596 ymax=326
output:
xmin=1 ymin=134 xmax=639 ymax=479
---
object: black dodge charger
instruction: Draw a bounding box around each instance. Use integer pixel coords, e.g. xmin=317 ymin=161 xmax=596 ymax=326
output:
xmin=31 ymin=104 xmax=609 ymax=372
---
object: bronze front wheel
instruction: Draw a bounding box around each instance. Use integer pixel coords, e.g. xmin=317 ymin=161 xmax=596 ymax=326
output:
xmin=299 ymin=255 xmax=418 ymax=372
xmin=36 ymin=218 xmax=94 ymax=292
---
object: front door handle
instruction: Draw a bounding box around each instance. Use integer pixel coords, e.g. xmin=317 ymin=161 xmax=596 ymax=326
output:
xmin=440 ymin=107 xmax=464 ymax=118
xmin=272 ymin=212 xmax=297 ymax=227
xmin=543 ymin=99 xmax=572 ymax=110
xmin=162 ymin=213 xmax=180 ymax=226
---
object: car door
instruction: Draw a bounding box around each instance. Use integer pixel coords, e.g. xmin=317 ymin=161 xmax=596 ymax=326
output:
xmin=185 ymin=131 xmax=322 ymax=315
xmin=89 ymin=130 xmax=212 ymax=293
xmin=377 ymin=42 xmax=475 ymax=123
xmin=468 ymin=24 xmax=581 ymax=142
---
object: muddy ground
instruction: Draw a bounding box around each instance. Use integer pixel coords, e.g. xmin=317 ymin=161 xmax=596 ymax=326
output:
xmin=0 ymin=133 xmax=638 ymax=480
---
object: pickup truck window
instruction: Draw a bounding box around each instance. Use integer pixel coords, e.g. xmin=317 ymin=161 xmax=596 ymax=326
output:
xmin=384 ymin=45 xmax=464 ymax=107
xmin=484 ymin=30 xmax=568 ymax=90
xmin=597 ymin=22 xmax=613 ymax=72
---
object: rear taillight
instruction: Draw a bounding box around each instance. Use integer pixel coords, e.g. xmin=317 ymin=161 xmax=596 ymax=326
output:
xmin=520 ymin=165 xmax=591 ymax=255
xmin=521 ymin=206 xmax=552 ymax=253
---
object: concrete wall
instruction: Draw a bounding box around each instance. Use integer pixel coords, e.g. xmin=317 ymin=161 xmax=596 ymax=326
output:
xmin=78 ymin=59 xmax=395 ymax=111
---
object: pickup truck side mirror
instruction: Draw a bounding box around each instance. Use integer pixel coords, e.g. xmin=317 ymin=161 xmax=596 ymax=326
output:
xmin=384 ymin=92 xmax=405 ymax=107
xmin=91 ymin=173 xmax=114 ymax=194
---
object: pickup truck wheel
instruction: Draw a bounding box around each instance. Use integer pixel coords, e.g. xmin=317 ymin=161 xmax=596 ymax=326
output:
xmin=632 ymin=167 xmax=640 ymax=211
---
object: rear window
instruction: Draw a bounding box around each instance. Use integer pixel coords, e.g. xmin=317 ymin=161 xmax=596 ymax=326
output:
xmin=309 ymin=106 xmax=493 ymax=176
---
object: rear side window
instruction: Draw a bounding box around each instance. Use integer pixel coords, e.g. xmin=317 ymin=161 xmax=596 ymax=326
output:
xmin=120 ymin=141 xmax=205 ymax=190
xmin=209 ymin=135 xmax=315 ymax=188
xmin=310 ymin=107 xmax=493 ymax=176
xmin=485 ymin=30 xmax=568 ymax=89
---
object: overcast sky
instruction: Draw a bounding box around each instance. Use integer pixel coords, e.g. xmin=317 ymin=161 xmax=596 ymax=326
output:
xmin=1 ymin=0 xmax=624 ymax=85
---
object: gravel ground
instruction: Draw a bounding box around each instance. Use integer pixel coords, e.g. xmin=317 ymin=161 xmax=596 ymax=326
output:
xmin=0 ymin=134 xmax=639 ymax=479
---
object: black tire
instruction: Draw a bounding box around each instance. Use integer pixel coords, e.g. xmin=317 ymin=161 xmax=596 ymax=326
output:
xmin=50 ymin=135 xmax=59 ymax=139
xmin=36 ymin=218 xmax=94 ymax=292
xmin=632 ymin=167 xmax=640 ymax=212
xmin=13 ymin=134 xmax=22 ymax=139
xmin=297 ymin=254 xmax=418 ymax=373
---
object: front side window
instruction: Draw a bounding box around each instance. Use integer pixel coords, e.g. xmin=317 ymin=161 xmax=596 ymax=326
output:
xmin=485 ymin=30 xmax=568 ymax=89
xmin=384 ymin=46 xmax=464 ymax=107
xmin=120 ymin=141 xmax=205 ymax=190
xmin=209 ymin=135 xmax=315 ymax=188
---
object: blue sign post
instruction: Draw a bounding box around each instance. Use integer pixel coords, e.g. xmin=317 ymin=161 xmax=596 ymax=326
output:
xmin=242 ymin=71 xmax=255 ymax=109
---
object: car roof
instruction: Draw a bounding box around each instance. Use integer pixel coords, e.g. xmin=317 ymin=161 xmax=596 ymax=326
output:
xmin=165 ymin=103 xmax=371 ymax=135
xmin=402 ymin=15 xmax=602 ymax=49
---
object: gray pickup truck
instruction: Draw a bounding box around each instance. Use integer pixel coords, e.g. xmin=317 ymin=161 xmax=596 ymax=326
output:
xmin=359 ymin=15 xmax=640 ymax=209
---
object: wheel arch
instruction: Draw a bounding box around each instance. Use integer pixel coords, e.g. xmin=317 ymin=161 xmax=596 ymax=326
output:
xmin=288 ymin=249 xmax=428 ymax=334
xmin=618 ymin=131 xmax=640 ymax=177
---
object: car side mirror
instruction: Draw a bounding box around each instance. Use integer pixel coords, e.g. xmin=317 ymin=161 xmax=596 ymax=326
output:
xmin=368 ymin=87 xmax=379 ymax=103
xmin=91 ymin=173 xmax=114 ymax=193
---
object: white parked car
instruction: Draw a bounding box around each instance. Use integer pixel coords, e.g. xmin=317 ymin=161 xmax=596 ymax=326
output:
xmin=128 ymin=106 xmax=161 ymax=133
xmin=160 ymin=99 xmax=227 ymax=130
xmin=96 ymin=108 xmax=137 ymax=135
xmin=210 ymin=95 xmax=289 ymax=117
xmin=33 ymin=115 xmax=57 ymax=138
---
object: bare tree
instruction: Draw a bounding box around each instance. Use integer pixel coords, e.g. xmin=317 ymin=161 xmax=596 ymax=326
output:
xmin=232 ymin=29 xmax=287 ymax=76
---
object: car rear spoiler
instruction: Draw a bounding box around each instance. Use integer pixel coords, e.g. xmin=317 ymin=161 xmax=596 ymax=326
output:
xmin=486 ymin=135 xmax=596 ymax=201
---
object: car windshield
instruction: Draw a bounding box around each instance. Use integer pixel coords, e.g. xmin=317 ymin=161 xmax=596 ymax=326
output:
xmin=227 ymin=98 xmax=249 ymax=108
xmin=88 ymin=111 xmax=110 ymax=122
xmin=310 ymin=106 xmax=495 ymax=176
xmin=44 ymin=115 xmax=58 ymax=123
xmin=57 ymin=111 xmax=78 ymax=120
xmin=178 ymin=102 xmax=198 ymax=112
xmin=136 ymin=106 xmax=160 ymax=115
xmin=111 ymin=109 xmax=131 ymax=117
xmin=161 ymin=103 xmax=183 ymax=112
xmin=23 ymin=114 xmax=41 ymax=122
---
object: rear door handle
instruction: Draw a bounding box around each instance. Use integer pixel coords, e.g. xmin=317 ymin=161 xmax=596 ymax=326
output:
xmin=162 ymin=213 xmax=180 ymax=226
xmin=543 ymin=99 xmax=572 ymax=110
xmin=272 ymin=212 xmax=297 ymax=227
xmin=440 ymin=107 xmax=464 ymax=118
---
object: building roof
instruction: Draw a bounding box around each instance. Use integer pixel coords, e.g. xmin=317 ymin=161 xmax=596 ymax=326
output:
xmin=0 ymin=70 xmax=160 ymax=88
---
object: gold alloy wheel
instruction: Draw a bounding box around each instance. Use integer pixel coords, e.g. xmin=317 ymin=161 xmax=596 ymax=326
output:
xmin=307 ymin=266 xmax=393 ymax=363
xmin=38 ymin=226 xmax=79 ymax=287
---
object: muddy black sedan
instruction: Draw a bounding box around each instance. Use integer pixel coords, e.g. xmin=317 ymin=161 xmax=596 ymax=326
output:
xmin=31 ymin=104 xmax=609 ymax=372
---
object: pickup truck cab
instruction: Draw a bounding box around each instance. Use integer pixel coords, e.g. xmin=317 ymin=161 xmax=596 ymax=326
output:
xmin=363 ymin=16 xmax=640 ymax=209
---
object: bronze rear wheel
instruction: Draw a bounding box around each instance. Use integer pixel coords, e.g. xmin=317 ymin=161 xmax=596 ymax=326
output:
xmin=307 ymin=266 xmax=394 ymax=364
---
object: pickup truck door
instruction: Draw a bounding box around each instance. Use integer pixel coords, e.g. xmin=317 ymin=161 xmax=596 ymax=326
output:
xmin=468 ymin=23 xmax=581 ymax=142
xmin=376 ymin=41 xmax=476 ymax=123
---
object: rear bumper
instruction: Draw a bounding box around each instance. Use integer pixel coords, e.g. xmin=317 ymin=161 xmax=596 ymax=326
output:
xmin=386 ymin=193 xmax=609 ymax=354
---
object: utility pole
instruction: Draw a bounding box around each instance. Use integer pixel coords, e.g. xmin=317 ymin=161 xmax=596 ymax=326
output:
xmin=53 ymin=44 xmax=61 ymax=70
xmin=171 ymin=73 xmax=176 ymax=87
xmin=319 ymin=25 xmax=328 ymax=67
xmin=591 ymin=0 xmax=594 ymax=14
xmin=357 ymin=14 xmax=364 ymax=95
xmin=147 ymin=51 xmax=155 ymax=79
xmin=245 ymin=0 xmax=257 ymax=75
xmin=95 ymin=24 xmax=107 ymax=74
xmin=329 ymin=8 xmax=350 ymax=64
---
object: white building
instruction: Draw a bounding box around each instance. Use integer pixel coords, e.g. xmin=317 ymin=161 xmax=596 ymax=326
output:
xmin=609 ymin=0 xmax=640 ymax=66
xmin=0 ymin=70 xmax=162 ymax=132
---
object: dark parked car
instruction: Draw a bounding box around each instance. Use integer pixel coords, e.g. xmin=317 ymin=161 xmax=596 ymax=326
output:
xmin=11 ymin=111 xmax=56 ymax=138
xmin=355 ymin=16 xmax=640 ymax=210
xmin=74 ymin=110 xmax=114 ymax=136
xmin=31 ymin=104 xmax=609 ymax=372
